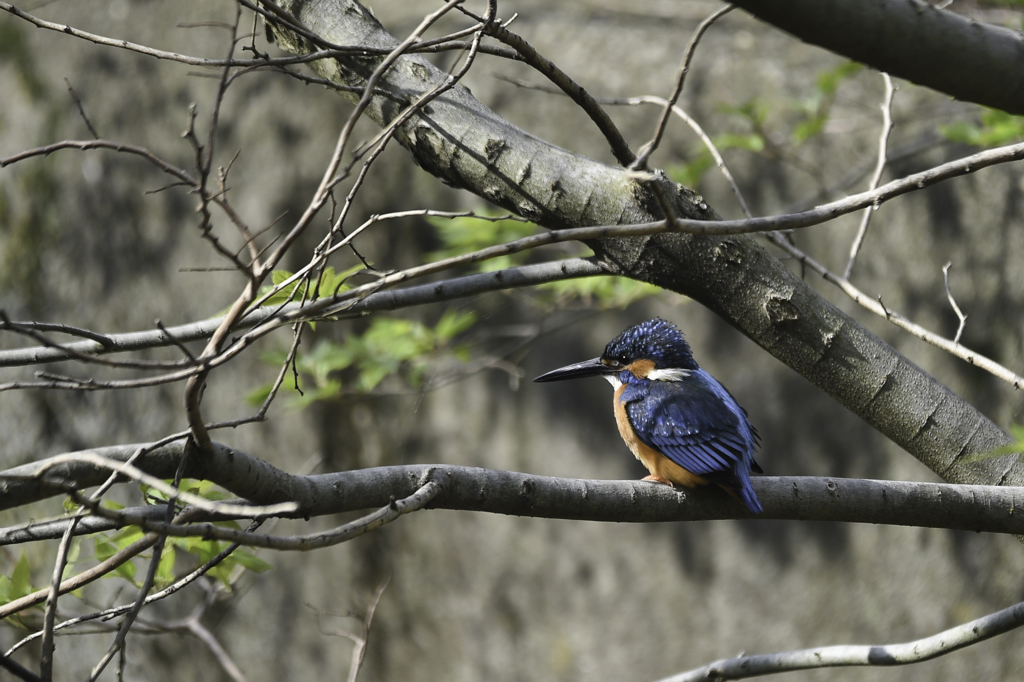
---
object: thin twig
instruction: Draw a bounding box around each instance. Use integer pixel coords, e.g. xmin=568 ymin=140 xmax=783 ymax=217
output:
xmin=942 ymin=261 xmax=967 ymax=345
xmin=0 ymin=259 xmax=603 ymax=371
xmin=5 ymin=524 xmax=258 ymax=656
xmin=481 ymin=19 xmax=634 ymax=165
xmin=73 ymin=481 xmax=442 ymax=550
xmin=186 ymin=618 xmax=249 ymax=682
xmin=63 ymin=78 xmax=99 ymax=139
xmin=0 ymin=507 xmax=203 ymax=619
xmin=39 ymin=442 xmax=159 ymax=680
xmin=88 ymin=437 xmax=197 ymax=680
xmin=844 ymin=72 xmax=896 ymax=279
xmin=0 ymin=317 xmax=114 ymax=347
xmin=632 ymin=4 xmax=734 ymax=170
xmin=767 ymin=234 xmax=1023 ymax=389
xmin=310 ymin=3 xmax=493 ymax=278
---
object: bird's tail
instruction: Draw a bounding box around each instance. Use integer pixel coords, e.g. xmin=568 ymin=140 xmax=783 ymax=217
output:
xmin=736 ymin=475 xmax=763 ymax=514
xmin=714 ymin=476 xmax=763 ymax=514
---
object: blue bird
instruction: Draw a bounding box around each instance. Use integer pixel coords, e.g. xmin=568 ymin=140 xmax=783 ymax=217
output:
xmin=534 ymin=318 xmax=763 ymax=513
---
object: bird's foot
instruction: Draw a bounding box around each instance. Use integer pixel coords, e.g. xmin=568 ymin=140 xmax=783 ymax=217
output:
xmin=641 ymin=475 xmax=676 ymax=486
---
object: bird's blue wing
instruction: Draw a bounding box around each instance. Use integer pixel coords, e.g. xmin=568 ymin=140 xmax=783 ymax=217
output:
xmin=622 ymin=371 xmax=757 ymax=484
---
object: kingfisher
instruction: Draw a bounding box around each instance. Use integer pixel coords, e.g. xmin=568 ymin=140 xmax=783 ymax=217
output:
xmin=534 ymin=318 xmax=763 ymax=513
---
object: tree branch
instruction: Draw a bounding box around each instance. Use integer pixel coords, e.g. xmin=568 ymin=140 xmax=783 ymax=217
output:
xmin=3 ymin=442 xmax=1024 ymax=535
xmin=5 ymin=526 xmax=253 ymax=657
xmin=0 ymin=258 xmax=604 ymax=368
xmin=267 ymin=0 xmax=1021 ymax=489
xmin=729 ymin=0 xmax=1024 ymax=115
xmin=663 ymin=598 xmax=1024 ymax=681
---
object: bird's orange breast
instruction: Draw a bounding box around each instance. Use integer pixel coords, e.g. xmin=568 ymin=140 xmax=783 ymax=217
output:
xmin=613 ymin=384 xmax=709 ymax=489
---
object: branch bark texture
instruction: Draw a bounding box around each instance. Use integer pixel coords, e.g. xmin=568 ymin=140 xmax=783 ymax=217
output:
xmin=267 ymin=0 xmax=1019 ymax=486
xmin=730 ymin=0 xmax=1024 ymax=115
xmin=4 ymin=443 xmax=1024 ymax=535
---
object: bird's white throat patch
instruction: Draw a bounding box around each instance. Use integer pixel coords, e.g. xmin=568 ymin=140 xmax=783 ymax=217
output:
xmin=603 ymin=374 xmax=623 ymax=389
xmin=647 ymin=368 xmax=692 ymax=381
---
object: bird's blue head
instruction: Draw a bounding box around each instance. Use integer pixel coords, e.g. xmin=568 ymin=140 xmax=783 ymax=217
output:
xmin=533 ymin=318 xmax=698 ymax=385
xmin=601 ymin=318 xmax=698 ymax=372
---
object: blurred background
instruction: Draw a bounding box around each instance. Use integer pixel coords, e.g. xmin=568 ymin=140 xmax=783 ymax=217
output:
xmin=2 ymin=1 xmax=1024 ymax=679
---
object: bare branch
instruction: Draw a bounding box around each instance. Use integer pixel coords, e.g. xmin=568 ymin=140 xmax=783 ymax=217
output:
xmin=663 ymin=598 xmax=1024 ymax=681
xmin=0 ymin=507 xmax=203 ymax=619
xmin=0 ymin=318 xmax=115 ymax=347
xmin=844 ymin=72 xmax=896 ymax=279
xmin=942 ymin=262 xmax=967 ymax=345
xmin=767 ymin=235 xmax=1024 ymax=390
xmin=73 ymin=481 xmax=442 ymax=550
xmin=0 ymin=259 xmax=604 ymax=368
xmin=24 ymin=452 xmax=299 ymax=518
xmin=63 ymin=78 xmax=100 ymax=139
xmin=729 ymin=0 xmax=1024 ymax=115
xmin=0 ymin=506 xmax=170 ymax=545
xmin=5 ymin=525 xmax=256 ymax=656
xmin=185 ymin=619 xmax=249 ymax=682
xmin=632 ymin=4 xmax=734 ymax=170
xmin=4 ymin=443 xmax=1024 ymax=535
xmin=0 ymin=653 xmax=40 ymax=682
xmin=481 ymin=19 xmax=635 ymax=166
xmin=1 ymin=139 xmax=196 ymax=179
xmin=0 ymin=312 xmax=199 ymax=371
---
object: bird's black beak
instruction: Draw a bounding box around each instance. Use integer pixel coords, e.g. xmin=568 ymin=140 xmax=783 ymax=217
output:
xmin=533 ymin=357 xmax=611 ymax=383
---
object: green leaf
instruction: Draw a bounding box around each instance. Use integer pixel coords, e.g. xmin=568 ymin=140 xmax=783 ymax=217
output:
xmin=791 ymin=61 xmax=862 ymax=145
xmin=94 ymin=536 xmax=117 ymax=563
xmin=111 ymin=526 xmax=145 ymax=549
xmin=65 ymin=537 xmax=81 ymax=566
xmin=666 ymin=153 xmax=715 ymax=188
xmin=94 ymin=535 xmax=138 ymax=582
xmin=245 ymin=383 xmax=275 ymax=406
xmin=230 ymin=550 xmax=272 ymax=574
xmin=112 ymin=558 xmax=137 ymax=583
xmin=289 ymin=379 xmax=343 ymax=408
xmin=318 ymin=264 xmax=363 ymax=296
xmin=713 ymin=132 xmax=765 ymax=153
xmin=816 ymin=61 xmax=862 ymax=97
xmin=667 ymin=133 xmax=764 ymax=188
xmin=155 ymin=547 xmax=177 ymax=588
xmin=792 ymin=114 xmax=827 ymax=145
xmin=941 ymin=109 xmax=1024 ymax=148
xmin=539 ymin=276 xmax=660 ymax=309
xmin=208 ymin=563 xmax=233 ymax=588
xmin=426 ymin=212 xmax=541 ymax=271
xmin=11 ymin=553 xmax=33 ymax=600
xmin=963 ymin=424 xmax=1024 ymax=463
xmin=434 ymin=310 xmax=476 ymax=343
xmin=357 ymin=362 xmax=393 ymax=393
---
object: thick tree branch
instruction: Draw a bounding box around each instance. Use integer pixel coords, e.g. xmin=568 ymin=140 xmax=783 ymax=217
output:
xmin=3 ymin=442 xmax=1024 ymax=536
xmin=730 ymin=0 xmax=1024 ymax=115
xmin=266 ymin=0 xmax=1020 ymax=487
